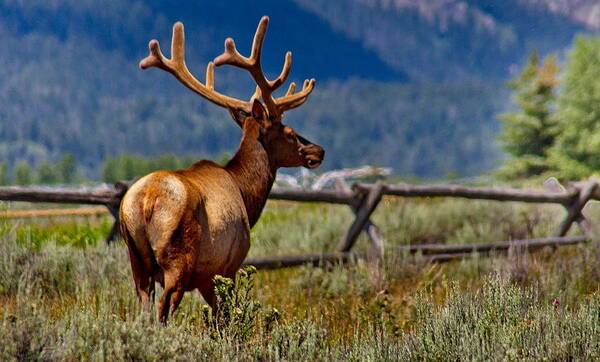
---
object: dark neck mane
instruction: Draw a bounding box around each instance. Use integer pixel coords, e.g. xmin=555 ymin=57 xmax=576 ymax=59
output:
xmin=224 ymin=120 xmax=275 ymax=227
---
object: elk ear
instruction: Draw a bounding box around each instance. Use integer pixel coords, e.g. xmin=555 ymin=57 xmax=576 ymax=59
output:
xmin=251 ymin=99 xmax=271 ymax=128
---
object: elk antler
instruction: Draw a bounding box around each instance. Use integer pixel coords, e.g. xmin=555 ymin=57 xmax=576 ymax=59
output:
xmin=140 ymin=22 xmax=253 ymax=114
xmin=214 ymin=16 xmax=316 ymax=121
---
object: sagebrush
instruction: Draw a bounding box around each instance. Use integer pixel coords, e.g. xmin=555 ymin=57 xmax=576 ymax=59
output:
xmin=0 ymin=198 xmax=598 ymax=360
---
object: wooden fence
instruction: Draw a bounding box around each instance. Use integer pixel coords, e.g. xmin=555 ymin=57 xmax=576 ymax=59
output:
xmin=0 ymin=177 xmax=596 ymax=270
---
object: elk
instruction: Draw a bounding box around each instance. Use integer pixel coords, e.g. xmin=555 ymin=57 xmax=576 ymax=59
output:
xmin=119 ymin=16 xmax=324 ymax=323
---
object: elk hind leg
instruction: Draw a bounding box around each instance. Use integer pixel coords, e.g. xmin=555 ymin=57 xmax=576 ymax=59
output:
xmin=158 ymin=269 xmax=187 ymax=324
xmin=199 ymin=279 xmax=217 ymax=310
xmin=199 ymin=269 xmax=237 ymax=317
xmin=124 ymin=235 xmax=155 ymax=314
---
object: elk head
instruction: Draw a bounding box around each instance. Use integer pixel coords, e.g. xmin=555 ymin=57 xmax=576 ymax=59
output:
xmin=230 ymin=100 xmax=324 ymax=169
xmin=140 ymin=16 xmax=324 ymax=170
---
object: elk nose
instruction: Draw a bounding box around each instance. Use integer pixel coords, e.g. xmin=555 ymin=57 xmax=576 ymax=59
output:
xmin=311 ymin=145 xmax=324 ymax=160
xmin=302 ymin=145 xmax=324 ymax=159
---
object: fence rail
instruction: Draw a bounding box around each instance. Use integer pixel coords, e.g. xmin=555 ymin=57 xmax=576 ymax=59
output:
xmin=0 ymin=177 xmax=596 ymax=271
xmin=0 ymin=186 xmax=120 ymax=205
xmin=243 ymin=235 xmax=590 ymax=269
xmin=0 ymin=207 xmax=108 ymax=219
xmin=355 ymin=183 xmax=578 ymax=204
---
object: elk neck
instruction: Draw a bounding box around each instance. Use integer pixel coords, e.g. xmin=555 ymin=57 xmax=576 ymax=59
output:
xmin=225 ymin=120 xmax=276 ymax=227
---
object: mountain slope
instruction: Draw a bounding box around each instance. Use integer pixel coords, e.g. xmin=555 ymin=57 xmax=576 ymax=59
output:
xmin=0 ymin=0 xmax=402 ymax=83
xmin=293 ymin=0 xmax=588 ymax=81
xmin=0 ymin=0 xmax=596 ymax=178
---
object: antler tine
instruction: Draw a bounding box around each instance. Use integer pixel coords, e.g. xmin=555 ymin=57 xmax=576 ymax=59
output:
xmin=250 ymin=16 xmax=266 ymax=64
xmin=247 ymin=17 xmax=292 ymax=91
xmin=140 ymin=22 xmax=251 ymax=113
xmin=214 ymin=16 xmax=295 ymax=120
xmin=284 ymin=82 xmax=296 ymax=97
xmin=213 ymin=18 xmax=266 ymax=71
xmin=275 ymin=78 xmax=316 ymax=111
xmin=206 ymin=62 xmax=215 ymax=90
xmin=139 ymin=39 xmax=169 ymax=71
xmin=171 ymin=21 xmax=185 ymax=63
xmin=270 ymin=52 xmax=292 ymax=90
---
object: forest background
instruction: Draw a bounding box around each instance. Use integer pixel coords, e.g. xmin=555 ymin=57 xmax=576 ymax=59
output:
xmin=2 ymin=0 xmax=600 ymax=183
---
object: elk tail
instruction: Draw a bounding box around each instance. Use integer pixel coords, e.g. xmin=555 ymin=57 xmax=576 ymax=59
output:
xmin=120 ymin=206 xmax=158 ymax=275
xmin=143 ymin=191 xmax=158 ymax=225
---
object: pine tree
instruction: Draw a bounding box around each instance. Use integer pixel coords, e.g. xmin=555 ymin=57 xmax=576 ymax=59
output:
xmin=101 ymin=156 xmax=120 ymax=183
xmin=550 ymin=36 xmax=600 ymax=179
xmin=154 ymin=154 xmax=179 ymax=171
xmin=36 ymin=161 xmax=59 ymax=184
xmin=57 ymin=153 xmax=77 ymax=184
xmin=14 ymin=162 xmax=33 ymax=185
xmin=0 ymin=163 xmax=8 ymax=185
xmin=497 ymin=52 xmax=560 ymax=179
xmin=119 ymin=154 xmax=142 ymax=180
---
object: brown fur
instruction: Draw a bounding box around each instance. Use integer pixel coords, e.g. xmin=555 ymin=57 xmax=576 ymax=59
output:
xmin=120 ymin=101 xmax=324 ymax=323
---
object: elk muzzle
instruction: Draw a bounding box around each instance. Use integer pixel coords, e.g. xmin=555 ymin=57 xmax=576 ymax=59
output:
xmin=300 ymin=143 xmax=325 ymax=169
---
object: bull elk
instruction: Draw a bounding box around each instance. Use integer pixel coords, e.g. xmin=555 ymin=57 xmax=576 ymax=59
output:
xmin=119 ymin=16 xmax=324 ymax=323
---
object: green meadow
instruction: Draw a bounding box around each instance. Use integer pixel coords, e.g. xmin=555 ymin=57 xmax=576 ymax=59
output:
xmin=0 ymin=198 xmax=598 ymax=360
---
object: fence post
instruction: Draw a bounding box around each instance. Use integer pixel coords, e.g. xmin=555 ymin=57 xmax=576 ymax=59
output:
xmin=544 ymin=178 xmax=597 ymax=237
xmin=335 ymin=180 xmax=385 ymax=286
xmin=105 ymin=181 xmax=129 ymax=243
xmin=105 ymin=204 xmax=120 ymax=243
xmin=336 ymin=181 xmax=385 ymax=252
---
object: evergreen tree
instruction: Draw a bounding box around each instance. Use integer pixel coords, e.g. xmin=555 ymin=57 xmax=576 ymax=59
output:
xmin=550 ymin=36 xmax=600 ymax=179
xmin=154 ymin=154 xmax=180 ymax=171
xmin=102 ymin=157 xmax=120 ymax=183
xmin=36 ymin=161 xmax=59 ymax=184
xmin=139 ymin=158 xmax=151 ymax=176
xmin=497 ymin=52 xmax=560 ymax=179
xmin=14 ymin=162 xmax=33 ymax=185
xmin=57 ymin=153 xmax=77 ymax=184
xmin=0 ymin=163 xmax=8 ymax=185
xmin=119 ymin=154 xmax=139 ymax=180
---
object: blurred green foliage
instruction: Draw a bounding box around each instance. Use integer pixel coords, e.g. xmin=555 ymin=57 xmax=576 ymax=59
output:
xmin=497 ymin=52 xmax=560 ymax=179
xmin=1 ymin=154 xmax=79 ymax=186
xmin=499 ymin=36 xmax=600 ymax=180
xmin=100 ymin=153 xmax=195 ymax=183
xmin=13 ymin=162 xmax=33 ymax=186
xmin=3 ymin=0 xmax=586 ymax=179
xmin=550 ymin=36 xmax=600 ymax=179
xmin=3 ymin=2 xmax=600 ymax=181
xmin=0 ymin=152 xmax=233 ymax=185
xmin=100 ymin=152 xmax=230 ymax=183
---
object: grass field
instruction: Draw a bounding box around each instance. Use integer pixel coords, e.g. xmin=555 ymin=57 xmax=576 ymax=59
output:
xmin=0 ymin=198 xmax=598 ymax=360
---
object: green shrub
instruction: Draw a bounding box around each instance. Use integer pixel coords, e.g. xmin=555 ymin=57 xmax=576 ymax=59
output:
xmin=0 ymin=199 xmax=597 ymax=360
xmin=401 ymin=276 xmax=599 ymax=360
xmin=208 ymin=266 xmax=281 ymax=341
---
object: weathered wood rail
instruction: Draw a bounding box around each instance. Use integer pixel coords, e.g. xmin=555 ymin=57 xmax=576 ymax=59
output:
xmin=355 ymin=183 xmax=578 ymax=204
xmin=0 ymin=186 xmax=120 ymax=205
xmin=0 ymin=207 xmax=108 ymax=219
xmin=0 ymin=177 xmax=596 ymax=271
xmin=243 ymin=235 xmax=590 ymax=269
